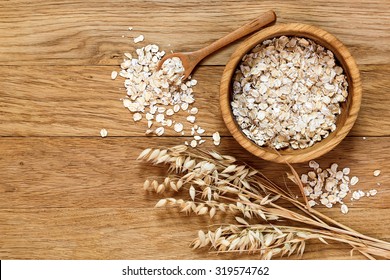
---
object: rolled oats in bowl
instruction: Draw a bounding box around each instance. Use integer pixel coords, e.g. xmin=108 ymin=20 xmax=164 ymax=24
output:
xmin=231 ymin=35 xmax=349 ymax=150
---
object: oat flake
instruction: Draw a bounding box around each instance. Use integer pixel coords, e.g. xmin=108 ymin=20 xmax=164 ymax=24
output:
xmin=111 ymin=71 xmax=118 ymax=80
xmin=155 ymin=127 xmax=164 ymax=136
xmin=100 ymin=128 xmax=108 ymax=138
xmin=174 ymin=123 xmax=183 ymax=133
xmin=190 ymin=140 xmax=197 ymax=148
xmin=341 ymin=204 xmax=349 ymax=214
xmin=134 ymin=34 xmax=144 ymax=43
xmin=350 ymin=176 xmax=359 ymax=186
xmin=133 ymin=113 xmax=142 ymax=122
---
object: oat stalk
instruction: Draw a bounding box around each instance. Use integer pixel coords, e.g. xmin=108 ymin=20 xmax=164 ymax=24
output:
xmin=138 ymin=145 xmax=390 ymax=259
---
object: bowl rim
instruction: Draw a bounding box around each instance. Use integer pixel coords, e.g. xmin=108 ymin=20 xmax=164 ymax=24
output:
xmin=219 ymin=23 xmax=362 ymax=163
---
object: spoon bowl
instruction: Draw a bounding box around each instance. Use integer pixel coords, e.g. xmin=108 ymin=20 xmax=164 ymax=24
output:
xmin=157 ymin=52 xmax=200 ymax=79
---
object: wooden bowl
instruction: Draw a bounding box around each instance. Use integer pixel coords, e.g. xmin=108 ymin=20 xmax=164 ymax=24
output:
xmin=220 ymin=23 xmax=362 ymax=163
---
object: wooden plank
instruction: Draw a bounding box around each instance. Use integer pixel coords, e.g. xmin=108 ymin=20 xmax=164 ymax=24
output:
xmin=0 ymin=0 xmax=389 ymax=66
xmin=0 ymin=207 xmax=388 ymax=259
xmin=0 ymin=65 xmax=389 ymax=137
xmin=0 ymin=137 xmax=388 ymax=209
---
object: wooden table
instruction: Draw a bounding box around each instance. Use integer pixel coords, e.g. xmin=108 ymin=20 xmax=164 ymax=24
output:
xmin=0 ymin=0 xmax=389 ymax=260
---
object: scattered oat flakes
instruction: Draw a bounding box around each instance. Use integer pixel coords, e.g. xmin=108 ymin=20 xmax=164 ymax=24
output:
xmin=342 ymin=167 xmax=350 ymax=175
xmin=301 ymin=174 xmax=308 ymax=184
xmin=165 ymin=119 xmax=173 ymax=127
xmin=111 ymin=71 xmax=118 ymax=80
xmin=180 ymin=103 xmax=188 ymax=111
xmin=373 ymin=170 xmax=381 ymax=177
xmin=145 ymin=113 xmax=154 ymax=120
xmin=352 ymin=191 xmax=361 ymax=200
xmin=320 ymin=198 xmax=329 ymax=205
xmin=350 ymin=176 xmax=359 ymax=186
xmin=330 ymin=163 xmax=338 ymax=173
xmin=123 ymin=98 xmax=132 ymax=108
xmin=128 ymin=26 xmax=133 ymax=30
xmin=100 ymin=128 xmax=108 ymax=138
xmin=150 ymin=106 xmax=157 ymax=115
xmin=156 ymin=114 xmax=164 ymax=123
xmin=339 ymin=183 xmax=348 ymax=192
xmin=133 ymin=113 xmax=142 ymax=122
xmin=309 ymin=160 xmax=319 ymax=169
xmin=114 ymin=33 xmax=208 ymax=145
xmin=300 ymin=162 xmax=369 ymax=214
xmin=213 ymin=132 xmax=221 ymax=146
xmin=190 ymin=107 xmax=198 ymax=114
xmin=308 ymin=171 xmax=316 ymax=179
xmin=369 ymin=189 xmax=378 ymax=196
xmin=327 ymin=194 xmax=337 ymax=203
xmin=187 ymin=115 xmax=196 ymax=123
xmin=166 ymin=109 xmax=174 ymax=116
xmin=194 ymin=135 xmax=201 ymax=141
xmin=197 ymin=127 xmax=205 ymax=134
xmin=173 ymin=104 xmax=180 ymax=113
xmin=134 ymin=34 xmax=144 ymax=43
xmin=335 ymin=171 xmax=344 ymax=180
xmin=121 ymin=60 xmax=132 ymax=69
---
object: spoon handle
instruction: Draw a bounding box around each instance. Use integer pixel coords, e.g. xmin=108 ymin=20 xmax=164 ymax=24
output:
xmin=193 ymin=10 xmax=276 ymax=62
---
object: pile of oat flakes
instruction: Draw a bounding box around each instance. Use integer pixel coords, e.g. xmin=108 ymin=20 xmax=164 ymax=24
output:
xmin=231 ymin=36 xmax=348 ymax=150
xmin=301 ymin=160 xmax=381 ymax=214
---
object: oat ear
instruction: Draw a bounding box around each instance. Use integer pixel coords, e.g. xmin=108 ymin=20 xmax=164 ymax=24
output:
xmin=138 ymin=146 xmax=390 ymax=259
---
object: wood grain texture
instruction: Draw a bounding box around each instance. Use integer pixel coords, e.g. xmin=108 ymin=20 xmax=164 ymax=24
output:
xmin=0 ymin=0 xmax=389 ymax=66
xmin=0 ymin=137 xmax=389 ymax=209
xmin=0 ymin=65 xmax=389 ymax=137
xmin=0 ymin=0 xmax=389 ymax=260
xmin=0 ymin=207 xmax=388 ymax=259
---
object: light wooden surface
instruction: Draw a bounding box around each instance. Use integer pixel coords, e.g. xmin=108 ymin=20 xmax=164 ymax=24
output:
xmin=0 ymin=0 xmax=389 ymax=260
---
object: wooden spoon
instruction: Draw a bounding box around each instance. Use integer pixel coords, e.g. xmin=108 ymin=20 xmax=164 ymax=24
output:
xmin=156 ymin=10 xmax=276 ymax=79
